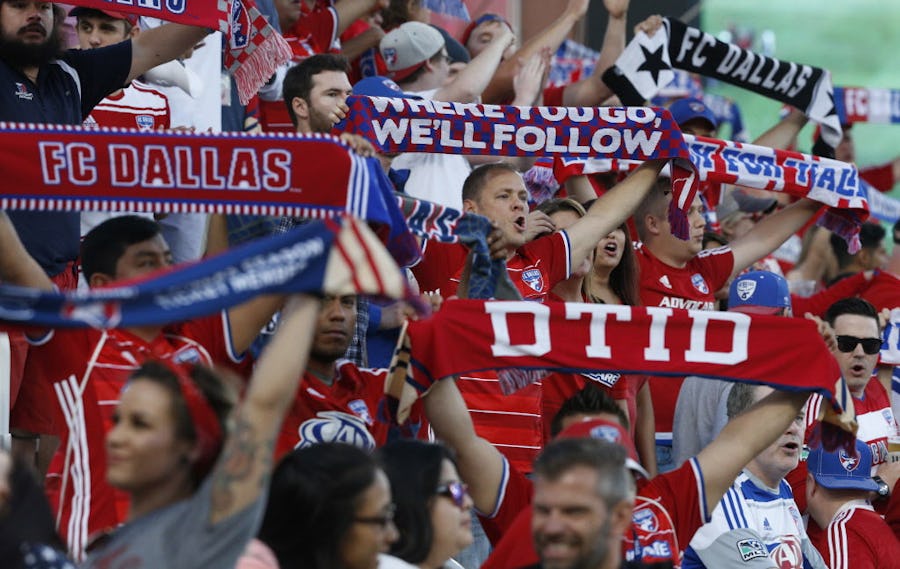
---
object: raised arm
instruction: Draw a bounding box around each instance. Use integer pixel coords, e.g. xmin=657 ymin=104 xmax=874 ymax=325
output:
xmin=729 ymin=198 xmax=821 ymax=280
xmin=564 ymin=159 xmax=666 ymax=271
xmin=434 ymin=22 xmax=514 ymax=103
xmin=0 ymin=212 xmax=52 ymax=291
xmin=561 ymin=0 xmax=628 ymax=107
xmin=209 ymin=294 xmax=317 ymax=524
xmin=128 ymin=23 xmax=210 ymax=84
xmin=696 ymin=388 xmax=810 ymax=516
xmin=334 ymin=0 xmax=388 ymax=36
xmin=481 ymin=0 xmax=589 ymax=104
xmin=423 ymin=378 xmax=506 ymax=514
xmin=751 ymin=107 xmax=809 ymax=151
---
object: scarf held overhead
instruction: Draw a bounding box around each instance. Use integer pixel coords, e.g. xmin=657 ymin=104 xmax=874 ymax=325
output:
xmin=602 ymin=18 xmax=842 ymax=148
xmin=65 ymin=0 xmax=291 ymax=105
xmin=554 ymin=133 xmax=870 ymax=252
xmin=834 ymin=87 xmax=900 ymax=124
xmin=344 ymin=96 xmax=701 ymax=239
xmin=0 ymin=217 xmax=411 ymax=329
xmin=402 ymin=300 xmax=856 ymax=437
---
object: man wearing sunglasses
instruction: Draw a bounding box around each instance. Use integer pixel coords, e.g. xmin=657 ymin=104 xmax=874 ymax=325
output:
xmin=788 ymin=297 xmax=900 ymax=518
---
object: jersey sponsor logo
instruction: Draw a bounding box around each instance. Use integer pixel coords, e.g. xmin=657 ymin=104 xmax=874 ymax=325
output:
xmin=521 ymin=268 xmax=543 ymax=292
xmin=658 ymin=275 xmax=672 ymax=289
xmin=632 ymin=508 xmax=659 ymax=532
xmin=736 ymin=538 xmax=766 ymax=561
xmin=640 ymin=541 xmax=671 ymax=558
xmin=135 ymin=114 xmax=156 ymax=130
xmin=297 ymin=410 xmax=376 ymax=450
xmin=580 ymin=371 xmax=621 ymax=387
xmin=657 ymin=296 xmax=715 ymax=310
xmin=769 ymin=536 xmax=801 ymax=569
xmin=14 ymin=82 xmax=33 ymax=100
xmin=883 ymin=408 xmax=896 ymax=425
xmin=230 ymin=0 xmax=251 ymax=49
xmin=734 ymin=278 xmax=757 ymax=301
xmin=690 ymin=273 xmax=709 ymax=294
xmin=348 ymin=398 xmax=374 ymax=425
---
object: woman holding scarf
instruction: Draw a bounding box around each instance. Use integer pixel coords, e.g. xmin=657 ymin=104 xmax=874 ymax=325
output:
xmin=80 ymin=295 xmax=319 ymax=569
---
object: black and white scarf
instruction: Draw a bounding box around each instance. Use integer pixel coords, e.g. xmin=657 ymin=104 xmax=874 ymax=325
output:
xmin=603 ymin=18 xmax=842 ymax=148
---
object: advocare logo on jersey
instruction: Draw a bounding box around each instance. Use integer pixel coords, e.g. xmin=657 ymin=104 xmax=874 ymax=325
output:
xmin=297 ymin=411 xmax=376 ymax=451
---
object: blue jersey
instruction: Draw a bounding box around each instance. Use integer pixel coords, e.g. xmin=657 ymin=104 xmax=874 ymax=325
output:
xmin=683 ymin=470 xmax=826 ymax=569
xmin=0 ymin=42 xmax=132 ymax=276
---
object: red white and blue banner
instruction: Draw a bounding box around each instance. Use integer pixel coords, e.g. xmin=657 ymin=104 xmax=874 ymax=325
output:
xmin=554 ymin=134 xmax=871 ymax=251
xmin=834 ymin=87 xmax=900 ymax=125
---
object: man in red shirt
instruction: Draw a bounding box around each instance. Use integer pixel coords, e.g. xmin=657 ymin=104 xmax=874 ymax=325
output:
xmin=805 ymin=438 xmax=900 ymax=568
xmin=632 ymin=179 xmax=821 ymax=472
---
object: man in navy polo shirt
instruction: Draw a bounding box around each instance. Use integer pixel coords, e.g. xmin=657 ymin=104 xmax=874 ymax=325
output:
xmin=2 ymin=0 xmax=211 ymax=463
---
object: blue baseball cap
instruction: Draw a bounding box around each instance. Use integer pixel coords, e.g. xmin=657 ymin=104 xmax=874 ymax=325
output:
xmin=669 ymin=97 xmax=718 ymax=130
xmin=352 ymin=76 xmax=422 ymax=99
xmin=728 ymin=271 xmax=791 ymax=315
xmin=808 ymin=438 xmax=879 ymax=492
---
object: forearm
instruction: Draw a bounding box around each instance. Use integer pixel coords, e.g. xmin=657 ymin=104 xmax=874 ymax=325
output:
xmin=335 ymin=0 xmax=382 ymax=36
xmin=731 ymin=198 xmax=821 ymax=277
xmin=0 ymin=212 xmax=52 ymax=290
xmin=129 ymin=24 xmax=209 ymax=83
xmin=340 ymin=27 xmax=383 ymax=61
xmin=562 ymin=13 xmax=626 ymax=107
xmin=437 ymin=35 xmax=510 ymax=103
xmin=752 ymin=109 xmax=808 ymax=150
xmin=482 ymin=10 xmax=581 ymax=103
xmin=424 ymin=378 xmax=504 ymax=512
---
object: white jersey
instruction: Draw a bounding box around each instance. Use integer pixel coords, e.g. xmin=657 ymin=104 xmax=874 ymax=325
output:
xmin=683 ymin=470 xmax=826 ymax=569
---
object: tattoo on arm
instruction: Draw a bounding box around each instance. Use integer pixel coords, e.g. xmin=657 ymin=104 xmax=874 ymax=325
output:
xmin=210 ymin=412 xmax=275 ymax=519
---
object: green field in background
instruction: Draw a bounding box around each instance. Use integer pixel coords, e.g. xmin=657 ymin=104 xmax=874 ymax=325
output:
xmin=703 ymin=0 xmax=900 ymax=181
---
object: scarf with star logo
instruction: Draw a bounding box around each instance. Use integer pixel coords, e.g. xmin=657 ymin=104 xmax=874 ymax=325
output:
xmin=602 ymin=18 xmax=842 ymax=149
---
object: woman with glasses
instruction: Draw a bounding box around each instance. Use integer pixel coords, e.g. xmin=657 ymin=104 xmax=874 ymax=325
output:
xmin=257 ymin=442 xmax=399 ymax=569
xmin=378 ymin=440 xmax=474 ymax=569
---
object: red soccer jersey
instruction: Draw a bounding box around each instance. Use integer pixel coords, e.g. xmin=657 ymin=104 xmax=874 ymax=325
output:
xmin=444 ymin=231 xmax=571 ymax=301
xmin=861 ymin=270 xmax=900 ymax=311
xmin=481 ymin=457 xmax=707 ymax=569
xmin=637 ymin=243 xmax=734 ymax=438
xmin=20 ymin=314 xmax=241 ymax=558
xmin=807 ymin=502 xmax=900 ymax=569
xmin=274 ymin=361 xmax=392 ymax=459
xmin=83 ymin=80 xmax=171 ymax=131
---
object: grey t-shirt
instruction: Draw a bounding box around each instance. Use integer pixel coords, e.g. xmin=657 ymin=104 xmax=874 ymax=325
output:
xmin=81 ymin=476 xmax=266 ymax=569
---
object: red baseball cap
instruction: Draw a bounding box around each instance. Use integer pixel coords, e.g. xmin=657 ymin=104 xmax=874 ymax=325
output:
xmin=556 ymin=418 xmax=650 ymax=479
xmin=69 ymin=6 xmax=139 ymax=27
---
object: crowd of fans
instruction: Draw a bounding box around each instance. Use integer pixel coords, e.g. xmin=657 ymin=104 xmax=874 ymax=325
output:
xmin=1 ymin=0 xmax=900 ymax=568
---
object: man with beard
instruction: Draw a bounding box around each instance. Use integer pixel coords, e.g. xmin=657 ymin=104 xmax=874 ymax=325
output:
xmin=2 ymin=0 xmax=216 ymax=472
xmin=527 ymin=437 xmax=636 ymax=569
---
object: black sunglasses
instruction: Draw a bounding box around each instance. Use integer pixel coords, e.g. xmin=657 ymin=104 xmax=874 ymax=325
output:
xmin=354 ymin=503 xmax=396 ymax=528
xmin=835 ymin=335 xmax=882 ymax=355
xmin=436 ymin=481 xmax=469 ymax=508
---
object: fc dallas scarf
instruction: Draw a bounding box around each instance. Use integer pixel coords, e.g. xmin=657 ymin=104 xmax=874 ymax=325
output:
xmin=835 ymin=87 xmax=900 ymax=124
xmin=0 ymin=124 xmax=421 ymax=266
xmin=66 ymin=0 xmax=290 ymax=105
xmin=0 ymin=217 xmax=411 ymax=329
xmin=398 ymin=300 xmax=856 ymax=439
xmin=554 ymin=133 xmax=870 ymax=252
xmin=344 ymin=95 xmax=702 ymax=239
xmin=602 ymin=18 xmax=842 ymax=148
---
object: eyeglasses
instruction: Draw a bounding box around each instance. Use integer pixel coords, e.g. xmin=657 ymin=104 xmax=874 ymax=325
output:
xmin=436 ymin=481 xmax=469 ymax=509
xmin=835 ymin=335 xmax=882 ymax=355
xmin=354 ymin=503 xmax=396 ymax=529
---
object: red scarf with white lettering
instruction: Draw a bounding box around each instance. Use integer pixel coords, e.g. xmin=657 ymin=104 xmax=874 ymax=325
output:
xmin=392 ymin=300 xmax=857 ymax=443
xmin=67 ymin=0 xmax=290 ymax=104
